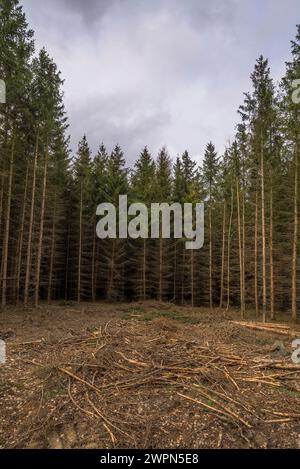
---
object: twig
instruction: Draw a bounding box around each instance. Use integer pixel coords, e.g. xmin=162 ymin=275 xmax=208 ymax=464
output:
xmin=177 ymin=392 xmax=251 ymax=428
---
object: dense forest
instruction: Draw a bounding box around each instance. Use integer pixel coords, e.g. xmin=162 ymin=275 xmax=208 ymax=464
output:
xmin=0 ymin=0 xmax=300 ymax=322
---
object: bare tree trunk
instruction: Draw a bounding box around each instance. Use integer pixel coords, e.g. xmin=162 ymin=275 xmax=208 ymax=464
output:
xmin=24 ymin=135 xmax=39 ymax=306
xmin=292 ymin=143 xmax=298 ymax=322
xmin=209 ymin=203 xmax=213 ymax=309
xmin=172 ymin=241 xmax=177 ymax=302
xmin=226 ymin=188 xmax=234 ymax=311
xmin=0 ymin=175 xmax=5 ymax=235
xmin=159 ymin=238 xmax=163 ymax=302
xmin=77 ymin=184 xmax=83 ymax=303
xmin=91 ymin=217 xmax=96 ymax=302
xmin=65 ymin=226 xmax=70 ymax=301
xmin=47 ymin=196 xmax=57 ymax=304
xmin=181 ymin=248 xmax=185 ymax=305
xmin=108 ymin=240 xmax=115 ymax=300
xmin=242 ymin=190 xmax=246 ymax=314
xmin=15 ymin=162 xmax=29 ymax=304
xmin=270 ymin=184 xmax=275 ymax=320
xmin=191 ymin=248 xmax=194 ymax=307
xmin=220 ymin=202 xmax=226 ymax=308
xmin=254 ymin=189 xmax=259 ymax=317
xmin=94 ymin=242 xmax=100 ymax=301
xmin=35 ymin=144 xmax=49 ymax=307
xmin=261 ymin=138 xmax=267 ymax=323
xmin=143 ymin=239 xmax=147 ymax=301
xmin=1 ymin=137 xmax=15 ymax=307
xmin=236 ymin=180 xmax=244 ymax=318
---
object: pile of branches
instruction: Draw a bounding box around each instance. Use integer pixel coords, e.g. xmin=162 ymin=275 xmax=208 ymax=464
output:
xmin=13 ymin=318 xmax=300 ymax=447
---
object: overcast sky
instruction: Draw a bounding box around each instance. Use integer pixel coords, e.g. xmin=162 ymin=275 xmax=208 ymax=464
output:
xmin=23 ymin=0 xmax=299 ymax=165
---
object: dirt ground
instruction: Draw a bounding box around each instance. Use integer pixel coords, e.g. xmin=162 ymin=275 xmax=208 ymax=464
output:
xmin=0 ymin=301 xmax=300 ymax=449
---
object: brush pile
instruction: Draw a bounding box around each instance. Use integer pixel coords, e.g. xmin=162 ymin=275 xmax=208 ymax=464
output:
xmin=2 ymin=316 xmax=300 ymax=448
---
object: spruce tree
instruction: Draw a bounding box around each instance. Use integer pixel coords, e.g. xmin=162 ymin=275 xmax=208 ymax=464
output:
xmin=281 ymin=25 xmax=300 ymax=322
xmin=152 ymin=147 xmax=173 ymax=301
xmin=130 ymin=146 xmax=155 ymax=300
xmin=201 ymin=142 xmax=220 ymax=308
xmin=71 ymin=136 xmax=93 ymax=302
xmin=104 ymin=145 xmax=128 ymax=300
xmin=0 ymin=0 xmax=34 ymax=306
xmin=239 ymin=55 xmax=277 ymax=322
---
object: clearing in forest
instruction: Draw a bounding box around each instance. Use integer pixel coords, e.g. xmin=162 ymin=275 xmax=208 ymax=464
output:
xmin=0 ymin=302 xmax=300 ymax=449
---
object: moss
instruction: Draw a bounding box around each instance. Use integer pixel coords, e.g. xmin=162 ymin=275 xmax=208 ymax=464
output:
xmin=278 ymin=386 xmax=300 ymax=398
xmin=0 ymin=381 xmax=26 ymax=392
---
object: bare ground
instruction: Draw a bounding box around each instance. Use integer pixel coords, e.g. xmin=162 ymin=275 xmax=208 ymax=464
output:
xmin=0 ymin=301 xmax=300 ymax=449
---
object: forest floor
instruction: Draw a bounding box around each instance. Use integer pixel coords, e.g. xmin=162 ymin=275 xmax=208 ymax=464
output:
xmin=1 ymin=301 xmax=300 ymax=449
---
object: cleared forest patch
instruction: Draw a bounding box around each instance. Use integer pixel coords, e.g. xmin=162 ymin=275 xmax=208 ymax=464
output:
xmin=1 ymin=302 xmax=300 ymax=449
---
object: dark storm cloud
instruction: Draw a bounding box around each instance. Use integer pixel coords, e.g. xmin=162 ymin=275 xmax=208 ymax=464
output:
xmin=22 ymin=0 xmax=300 ymax=164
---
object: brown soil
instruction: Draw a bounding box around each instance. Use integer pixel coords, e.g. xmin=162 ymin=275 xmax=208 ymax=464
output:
xmin=0 ymin=301 xmax=300 ymax=449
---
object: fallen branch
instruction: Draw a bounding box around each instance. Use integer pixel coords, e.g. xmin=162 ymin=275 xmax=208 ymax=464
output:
xmin=232 ymin=321 xmax=299 ymax=337
xmin=177 ymin=392 xmax=251 ymax=428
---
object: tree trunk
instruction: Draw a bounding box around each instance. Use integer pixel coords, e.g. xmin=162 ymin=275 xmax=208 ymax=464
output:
xmin=292 ymin=143 xmax=298 ymax=322
xmin=209 ymin=203 xmax=213 ymax=309
xmin=108 ymin=240 xmax=115 ymax=300
xmin=94 ymin=242 xmax=100 ymax=301
xmin=143 ymin=239 xmax=147 ymax=301
xmin=254 ymin=189 xmax=259 ymax=317
xmin=1 ymin=137 xmax=15 ymax=307
xmin=159 ymin=238 xmax=163 ymax=302
xmin=191 ymin=248 xmax=194 ymax=307
xmin=181 ymin=248 xmax=185 ymax=305
xmin=47 ymin=196 xmax=57 ymax=304
xmin=172 ymin=241 xmax=177 ymax=302
xmin=226 ymin=187 xmax=234 ymax=311
xmin=35 ymin=144 xmax=49 ymax=306
xmin=24 ymin=135 xmax=39 ymax=306
xmin=219 ymin=202 xmax=226 ymax=308
xmin=65 ymin=226 xmax=70 ymax=301
xmin=91 ymin=217 xmax=96 ymax=302
xmin=242 ymin=189 xmax=246 ymax=315
xmin=236 ymin=180 xmax=244 ymax=318
xmin=15 ymin=162 xmax=29 ymax=304
xmin=0 ymin=175 xmax=5 ymax=235
xmin=261 ymin=138 xmax=267 ymax=323
xmin=77 ymin=184 xmax=83 ymax=303
xmin=270 ymin=184 xmax=275 ymax=320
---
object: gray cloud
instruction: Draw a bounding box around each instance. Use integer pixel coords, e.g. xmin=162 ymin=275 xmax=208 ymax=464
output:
xmin=70 ymin=93 xmax=172 ymax=162
xmin=22 ymin=0 xmax=300 ymax=165
xmin=58 ymin=0 xmax=115 ymax=25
